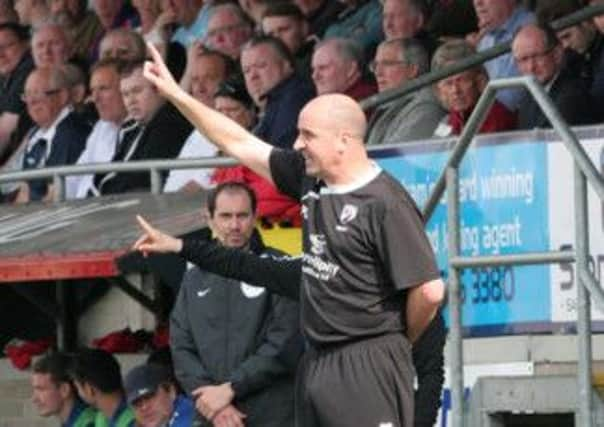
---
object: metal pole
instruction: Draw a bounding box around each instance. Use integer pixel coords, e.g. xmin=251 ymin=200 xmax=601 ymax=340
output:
xmin=527 ymin=79 xmax=604 ymax=201
xmin=423 ymin=85 xmax=497 ymax=220
xmin=447 ymin=166 xmax=464 ymax=427
xmin=52 ymin=174 xmax=65 ymax=202
xmin=150 ymin=168 xmax=162 ymax=194
xmin=575 ymin=165 xmax=593 ymax=427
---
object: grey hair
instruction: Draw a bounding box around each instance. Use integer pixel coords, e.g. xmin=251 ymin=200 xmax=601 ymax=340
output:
xmin=431 ymin=39 xmax=486 ymax=75
xmin=315 ymin=37 xmax=365 ymax=68
xmin=382 ymin=37 xmax=429 ymax=74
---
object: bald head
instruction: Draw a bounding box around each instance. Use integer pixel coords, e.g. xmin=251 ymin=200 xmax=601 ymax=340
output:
xmin=294 ymin=94 xmax=370 ymax=184
xmin=302 ymin=94 xmax=367 ymax=140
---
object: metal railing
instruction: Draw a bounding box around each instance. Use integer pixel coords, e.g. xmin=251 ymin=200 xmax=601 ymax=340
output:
xmin=0 ymin=156 xmax=238 ymax=201
xmin=422 ymin=75 xmax=604 ymax=427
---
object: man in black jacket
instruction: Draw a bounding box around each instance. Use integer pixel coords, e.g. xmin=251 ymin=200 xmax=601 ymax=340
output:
xmin=169 ymin=182 xmax=300 ymax=427
xmin=135 ymin=216 xmax=446 ymax=427
xmin=90 ymin=60 xmax=192 ymax=195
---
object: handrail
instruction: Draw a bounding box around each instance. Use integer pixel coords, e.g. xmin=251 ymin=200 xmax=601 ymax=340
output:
xmin=428 ymin=77 xmax=604 ymax=427
xmin=360 ymin=3 xmax=604 ymax=111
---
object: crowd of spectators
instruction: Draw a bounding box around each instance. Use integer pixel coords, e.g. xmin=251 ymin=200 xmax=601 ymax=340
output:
xmin=0 ymin=0 xmax=602 ymax=215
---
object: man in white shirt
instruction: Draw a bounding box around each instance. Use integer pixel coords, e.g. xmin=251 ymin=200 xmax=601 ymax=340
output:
xmin=3 ymin=66 xmax=90 ymax=203
xmin=66 ymin=59 xmax=127 ymax=199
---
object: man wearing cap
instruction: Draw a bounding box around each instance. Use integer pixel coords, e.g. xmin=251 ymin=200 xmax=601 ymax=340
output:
xmin=124 ymin=363 xmax=194 ymax=427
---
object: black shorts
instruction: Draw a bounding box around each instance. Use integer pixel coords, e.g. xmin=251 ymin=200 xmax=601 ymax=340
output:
xmin=296 ymin=333 xmax=414 ymax=427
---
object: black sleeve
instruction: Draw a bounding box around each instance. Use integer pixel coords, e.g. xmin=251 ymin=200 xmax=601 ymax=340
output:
xmin=412 ymin=312 xmax=447 ymax=427
xmin=179 ymin=236 xmax=302 ymax=301
xmin=268 ymin=148 xmax=306 ymax=201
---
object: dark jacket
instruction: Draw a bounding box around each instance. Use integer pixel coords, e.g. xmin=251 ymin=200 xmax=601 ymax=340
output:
xmin=253 ymin=74 xmax=315 ymax=150
xmin=98 ymin=103 xmax=192 ymax=194
xmin=171 ymin=231 xmax=300 ymax=427
xmin=28 ymin=111 xmax=90 ymax=200
xmin=517 ymin=67 xmax=598 ymax=130
xmin=180 ymin=235 xmax=447 ymax=427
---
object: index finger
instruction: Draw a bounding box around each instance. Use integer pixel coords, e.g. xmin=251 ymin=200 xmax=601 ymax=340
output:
xmin=136 ymin=215 xmax=156 ymax=234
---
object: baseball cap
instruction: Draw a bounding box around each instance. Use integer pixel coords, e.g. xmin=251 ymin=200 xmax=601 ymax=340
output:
xmin=124 ymin=363 xmax=171 ymax=404
xmin=214 ymin=77 xmax=254 ymax=109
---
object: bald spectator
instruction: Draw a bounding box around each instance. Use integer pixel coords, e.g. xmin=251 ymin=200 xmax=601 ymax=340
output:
xmin=13 ymin=0 xmax=48 ymax=27
xmin=165 ymin=50 xmax=234 ymax=193
xmin=293 ymin=0 xmax=345 ymax=37
xmin=513 ymin=23 xmax=597 ymax=129
xmin=48 ymin=0 xmax=103 ymax=64
xmin=242 ymin=35 xmax=314 ymax=149
xmin=382 ymin=0 xmax=438 ymax=56
xmin=472 ymin=0 xmax=534 ymax=111
xmin=323 ymin=0 xmax=384 ymax=58
xmin=311 ymin=37 xmax=376 ymax=100
xmin=262 ymin=2 xmax=314 ymax=77
xmin=204 ymin=3 xmax=253 ymax=60
xmin=538 ymin=0 xmax=604 ymax=116
xmin=8 ymin=66 xmax=90 ymax=203
xmin=432 ymin=39 xmax=516 ymax=138
xmin=0 ymin=23 xmax=33 ymax=163
xmin=32 ymin=22 xmax=72 ymax=68
xmin=66 ymin=59 xmax=126 ymax=199
xmin=99 ymin=28 xmax=146 ymax=62
xmin=366 ymin=38 xmax=446 ymax=145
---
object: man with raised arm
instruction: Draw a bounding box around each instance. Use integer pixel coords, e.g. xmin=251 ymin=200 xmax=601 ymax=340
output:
xmin=138 ymin=43 xmax=445 ymax=427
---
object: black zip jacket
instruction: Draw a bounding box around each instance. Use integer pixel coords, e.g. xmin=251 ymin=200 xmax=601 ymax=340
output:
xmin=172 ymin=231 xmax=300 ymax=426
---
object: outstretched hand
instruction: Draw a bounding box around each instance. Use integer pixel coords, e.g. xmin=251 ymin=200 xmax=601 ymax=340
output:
xmin=143 ymin=42 xmax=182 ymax=99
xmin=132 ymin=215 xmax=183 ymax=256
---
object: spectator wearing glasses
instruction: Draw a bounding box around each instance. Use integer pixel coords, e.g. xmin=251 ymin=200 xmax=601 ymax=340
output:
xmin=366 ymin=38 xmax=445 ymax=145
xmin=311 ymin=37 xmax=376 ymax=100
xmin=204 ymin=3 xmax=253 ymax=60
xmin=513 ymin=23 xmax=597 ymax=129
xmin=3 ymin=66 xmax=90 ymax=203
xmin=0 ymin=22 xmax=33 ymax=164
xmin=432 ymin=39 xmax=516 ymax=138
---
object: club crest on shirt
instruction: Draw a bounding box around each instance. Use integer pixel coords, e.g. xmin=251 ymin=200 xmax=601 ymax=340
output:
xmin=309 ymin=233 xmax=327 ymax=255
xmin=338 ymin=204 xmax=358 ymax=228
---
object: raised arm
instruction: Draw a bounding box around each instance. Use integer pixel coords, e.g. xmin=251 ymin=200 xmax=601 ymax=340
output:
xmin=143 ymin=43 xmax=274 ymax=183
